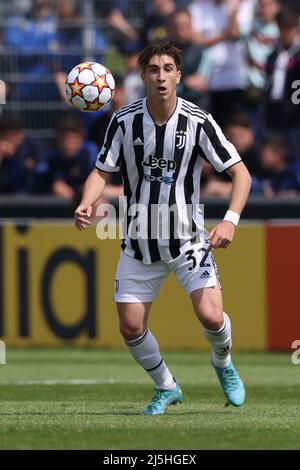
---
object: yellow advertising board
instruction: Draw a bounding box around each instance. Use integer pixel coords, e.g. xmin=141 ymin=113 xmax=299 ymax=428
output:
xmin=0 ymin=222 xmax=266 ymax=350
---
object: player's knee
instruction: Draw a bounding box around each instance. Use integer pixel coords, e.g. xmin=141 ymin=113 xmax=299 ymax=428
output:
xmin=119 ymin=325 xmax=145 ymax=341
xmin=202 ymin=308 xmax=224 ymax=331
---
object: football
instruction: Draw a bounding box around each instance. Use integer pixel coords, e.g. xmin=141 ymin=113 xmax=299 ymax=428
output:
xmin=65 ymin=62 xmax=115 ymax=112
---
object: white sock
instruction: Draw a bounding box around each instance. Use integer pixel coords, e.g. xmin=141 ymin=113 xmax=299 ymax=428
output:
xmin=125 ymin=329 xmax=176 ymax=390
xmin=204 ymin=312 xmax=232 ymax=368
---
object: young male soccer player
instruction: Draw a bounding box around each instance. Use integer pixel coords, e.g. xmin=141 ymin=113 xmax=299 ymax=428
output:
xmin=75 ymin=43 xmax=252 ymax=415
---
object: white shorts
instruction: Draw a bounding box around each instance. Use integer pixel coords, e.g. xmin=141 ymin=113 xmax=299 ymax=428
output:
xmin=114 ymin=241 xmax=221 ymax=303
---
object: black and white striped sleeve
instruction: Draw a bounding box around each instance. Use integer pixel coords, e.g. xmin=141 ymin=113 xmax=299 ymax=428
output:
xmin=95 ymin=114 xmax=123 ymax=172
xmin=199 ymin=114 xmax=241 ymax=173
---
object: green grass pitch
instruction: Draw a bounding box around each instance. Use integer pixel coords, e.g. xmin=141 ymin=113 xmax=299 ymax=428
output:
xmin=0 ymin=349 xmax=299 ymax=450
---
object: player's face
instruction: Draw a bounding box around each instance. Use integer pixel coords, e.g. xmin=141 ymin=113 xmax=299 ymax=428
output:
xmin=142 ymin=55 xmax=181 ymax=102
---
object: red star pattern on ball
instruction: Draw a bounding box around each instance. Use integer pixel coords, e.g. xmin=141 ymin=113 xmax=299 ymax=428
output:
xmin=86 ymin=99 xmax=101 ymax=111
xmin=91 ymin=75 xmax=108 ymax=93
xmin=69 ymin=79 xmax=85 ymax=97
xmin=76 ymin=62 xmax=94 ymax=72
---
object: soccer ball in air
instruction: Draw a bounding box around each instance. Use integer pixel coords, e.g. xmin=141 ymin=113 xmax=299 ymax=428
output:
xmin=65 ymin=62 xmax=115 ymax=112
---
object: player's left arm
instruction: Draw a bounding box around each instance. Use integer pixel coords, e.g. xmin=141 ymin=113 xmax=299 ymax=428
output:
xmin=206 ymin=161 xmax=252 ymax=249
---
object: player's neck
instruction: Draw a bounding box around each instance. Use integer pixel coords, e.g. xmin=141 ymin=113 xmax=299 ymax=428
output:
xmin=146 ymin=95 xmax=178 ymax=126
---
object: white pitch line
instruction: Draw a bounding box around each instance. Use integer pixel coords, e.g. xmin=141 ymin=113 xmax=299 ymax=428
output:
xmin=0 ymin=378 xmax=148 ymax=385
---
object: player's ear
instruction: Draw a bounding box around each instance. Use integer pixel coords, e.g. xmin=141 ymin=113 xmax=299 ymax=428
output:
xmin=176 ymin=70 xmax=181 ymax=84
xmin=141 ymin=72 xmax=145 ymax=83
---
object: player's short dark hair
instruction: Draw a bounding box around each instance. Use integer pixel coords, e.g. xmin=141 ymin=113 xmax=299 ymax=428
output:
xmin=138 ymin=42 xmax=182 ymax=72
xmin=276 ymin=6 xmax=299 ymax=29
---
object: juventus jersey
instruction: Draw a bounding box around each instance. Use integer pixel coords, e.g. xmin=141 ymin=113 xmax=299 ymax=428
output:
xmin=95 ymin=98 xmax=241 ymax=264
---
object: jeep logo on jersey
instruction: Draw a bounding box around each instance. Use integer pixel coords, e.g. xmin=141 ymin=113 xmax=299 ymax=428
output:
xmin=142 ymin=155 xmax=176 ymax=172
xmin=176 ymin=130 xmax=187 ymax=149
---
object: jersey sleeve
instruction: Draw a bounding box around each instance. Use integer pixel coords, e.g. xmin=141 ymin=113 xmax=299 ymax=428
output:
xmin=95 ymin=114 xmax=123 ymax=172
xmin=199 ymin=114 xmax=241 ymax=173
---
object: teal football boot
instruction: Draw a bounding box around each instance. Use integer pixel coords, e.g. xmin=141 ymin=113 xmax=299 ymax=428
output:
xmin=213 ymin=362 xmax=245 ymax=407
xmin=143 ymin=383 xmax=183 ymax=415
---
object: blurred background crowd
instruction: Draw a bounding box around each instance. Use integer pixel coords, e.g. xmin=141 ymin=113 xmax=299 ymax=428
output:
xmin=0 ymin=0 xmax=300 ymax=203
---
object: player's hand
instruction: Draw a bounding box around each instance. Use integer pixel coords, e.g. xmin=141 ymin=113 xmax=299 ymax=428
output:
xmin=74 ymin=203 xmax=92 ymax=230
xmin=206 ymin=220 xmax=236 ymax=249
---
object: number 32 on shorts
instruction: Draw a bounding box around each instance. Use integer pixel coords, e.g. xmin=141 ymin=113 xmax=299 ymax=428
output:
xmin=185 ymin=247 xmax=211 ymax=271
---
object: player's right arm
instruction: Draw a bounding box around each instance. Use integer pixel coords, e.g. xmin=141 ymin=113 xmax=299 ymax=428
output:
xmin=75 ymin=169 xmax=110 ymax=230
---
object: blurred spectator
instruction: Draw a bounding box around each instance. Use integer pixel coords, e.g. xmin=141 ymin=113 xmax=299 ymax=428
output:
xmin=95 ymin=0 xmax=147 ymax=20
xmin=0 ymin=114 xmax=48 ymax=193
xmin=4 ymin=0 xmax=58 ymax=101
xmin=5 ymin=1 xmax=32 ymax=16
xmin=243 ymin=0 xmax=280 ymax=133
xmin=223 ymin=112 xmax=260 ymax=174
xmin=106 ymin=0 xmax=176 ymax=51
xmin=202 ymin=111 xmax=259 ymax=198
xmin=53 ymin=0 xmax=108 ymax=74
xmin=52 ymin=0 xmax=108 ymax=109
xmin=139 ymin=0 xmax=177 ymax=47
xmin=252 ymin=135 xmax=299 ymax=195
xmin=48 ymin=114 xmax=98 ymax=201
xmin=168 ymin=8 xmax=211 ymax=108
xmin=122 ymin=46 xmax=145 ymax=104
xmin=106 ymin=8 xmax=139 ymax=50
xmin=201 ymin=161 xmax=233 ymax=198
xmin=3 ymin=0 xmax=61 ymax=135
xmin=244 ymin=0 xmax=280 ymax=92
xmin=189 ymin=0 xmax=248 ymax=126
xmin=264 ymin=6 xmax=300 ymax=157
xmin=234 ymin=0 xmax=257 ymax=36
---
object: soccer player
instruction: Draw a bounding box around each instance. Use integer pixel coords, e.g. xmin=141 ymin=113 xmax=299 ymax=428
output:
xmin=75 ymin=43 xmax=252 ymax=415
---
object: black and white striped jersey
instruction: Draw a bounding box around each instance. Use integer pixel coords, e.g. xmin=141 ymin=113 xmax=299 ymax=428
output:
xmin=95 ymin=97 xmax=241 ymax=264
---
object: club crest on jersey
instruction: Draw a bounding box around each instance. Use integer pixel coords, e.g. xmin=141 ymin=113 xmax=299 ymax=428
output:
xmin=176 ymin=130 xmax=187 ymax=149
